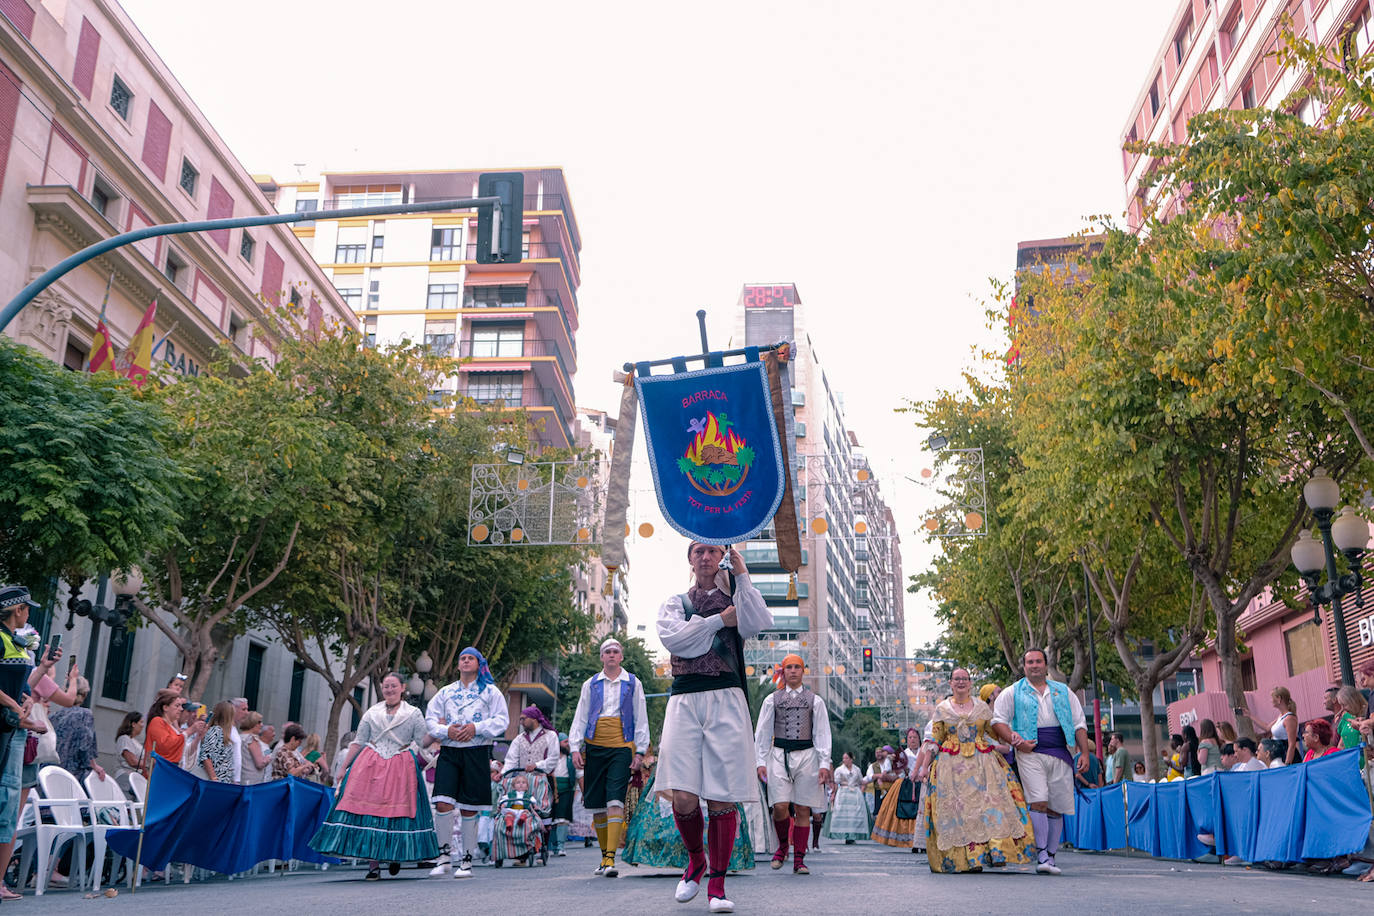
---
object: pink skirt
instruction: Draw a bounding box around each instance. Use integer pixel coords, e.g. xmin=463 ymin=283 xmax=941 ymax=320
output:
xmin=337 ymin=748 xmax=417 ymax=819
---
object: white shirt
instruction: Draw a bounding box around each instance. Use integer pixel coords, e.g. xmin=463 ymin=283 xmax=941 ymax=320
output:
xmin=1266 ymin=759 xmax=1287 ymax=769
xmin=753 ymin=685 xmax=832 ymax=770
xmin=863 ymin=758 xmax=891 ymax=784
xmin=229 ymin=726 xmax=244 ymax=783
xmin=990 ymin=679 xmax=1088 ymax=735
xmin=568 ymin=669 xmax=650 ymax=754
xmin=425 ymin=679 xmax=510 ymax=748
xmin=505 ymin=727 xmax=561 ymax=773
xmin=656 ymin=574 xmax=771 ymax=656
xmin=1230 ymin=757 xmax=1265 ymax=772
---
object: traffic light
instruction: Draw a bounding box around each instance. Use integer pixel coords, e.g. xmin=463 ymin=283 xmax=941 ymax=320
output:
xmin=862 ymin=647 xmax=873 ymax=672
xmin=476 ymin=172 xmax=524 ymax=264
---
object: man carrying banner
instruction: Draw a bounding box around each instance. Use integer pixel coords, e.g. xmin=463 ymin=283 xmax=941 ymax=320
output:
xmin=990 ymin=648 xmax=1089 ymax=876
xmin=754 ymin=654 xmax=831 ymax=875
xmin=569 ymin=637 xmax=650 ymax=877
xmin=425 ymin=647 xmax=508 ymax=878
xmin=658 ymin=542 xmax=770 ymax=914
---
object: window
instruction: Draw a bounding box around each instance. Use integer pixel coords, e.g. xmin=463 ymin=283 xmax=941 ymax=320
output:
xmin=288 ymin=661 xmax=305 ymax=723
xmin=243 ymin=643 xmax=266 ymax=711
xmin=228 ymin=313 xmax=246 ymax=348
xmin=1284 ymin=621 xmax=1325 ymax=676
xmin=470 ymin=325 xmax=524 ymax=357
xmin=431 ymin=227 xmax=460 ymax=260
xmin=371 ymin=222 xmax=385 ymax=262
xmin=1149 ymin=79 xmax=1161 ymax=117
xmin=464 ymin=285 xmax=527 ymax=308
xmin=332 ymin=184 xmax=401 ymax=208
xmin=423 ymin=320 xmax=456 ymax=357
xmin=363 ymin=316 xmax=377 ymax=347
xmin=1225 ymin=7 xmax=1245 ymax=57
xmin=164 ymin=248 xmax=187 ymax=287
xmin=289 ymin=287 xmax=303 ymax=308
xmin=100 ymin=625 xmax=137 ymax=702
xmin=1240 ymin=78 xmax=1256 ymax=109
xmin=1349 ymin=8 xmax=1373 ymax=66
xmin=427 ymin=283 xmax=459 ymax=309
xmin=294 ymin=197 xmax=317 ymax=228
xmin=1240 ymin=656 xmax=1257 ymax=692
xmin=1295 ymin=97 xmax=1318 ymax=126
xmin=368 ymin=280 xmax=380 ymax=308
xmin=521 ymin=230 xmax=532 ymax=258
xmin=90 ymin=177 xmax=117 ymax=219
xmin=337 ymin=287 xmax=362 ymax=310
xmin=179 ymin=157 xmax=198 ymax=197
xmin=466 ymin=372 xmax=524 ymax=404
xmin=63 ymin=340 xmax=88 ymax=372
xmin=1173 ymin=15 xmax=1193 ymax=64
xmin=109 ymin=75 xmax=133 ymax=120
xmin=239 ymin=231 xmax=255 ymax=263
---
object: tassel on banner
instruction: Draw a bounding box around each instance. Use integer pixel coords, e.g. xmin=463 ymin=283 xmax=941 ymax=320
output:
xmin=787 ymin=572 xmax=797 ymax=601
xmin=603 ymin=565 xmax=617 ymax=596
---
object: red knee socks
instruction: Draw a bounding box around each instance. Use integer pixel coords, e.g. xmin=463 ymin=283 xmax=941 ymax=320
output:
xmin=792 ymin=824 xmax=810 ymax=867
xmin=772 ymin=816 xmax=792 ymax=857
xmin=673 ymin=807 xmax=706 ymax=876
xmin=706 ymin=808 xmax=738 ymax=898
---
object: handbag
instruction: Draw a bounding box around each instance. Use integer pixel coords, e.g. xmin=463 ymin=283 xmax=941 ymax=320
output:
xmin=22 ymin=733 xmax=38 ymax=765
xmin=895 ymin=776 xmax=921 ymax=820
xmin=30 ymin=703 xmax=59 ymax=765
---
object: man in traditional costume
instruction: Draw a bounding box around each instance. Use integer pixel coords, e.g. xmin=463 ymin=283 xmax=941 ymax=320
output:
xmin=425 ymin=647 xmax=509 ymax=878
xmin=505 ymin=706 xmax=559 ymax=778
xmin=310 ymin=673 xmax=438 ymax=879
xmin=569 ymin=636 xmax=650 ymax=877
xmin=657 ymin=542 xmax=770 ymax=914
xmin=990 ymin=648 xmax=1090 ymax=876
xmin=753 ymin=654 xmax=831 ymax=875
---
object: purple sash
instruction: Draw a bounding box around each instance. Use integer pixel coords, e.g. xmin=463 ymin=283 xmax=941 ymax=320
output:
xmin=1035 ymin=726 xmax=1075 ymax=767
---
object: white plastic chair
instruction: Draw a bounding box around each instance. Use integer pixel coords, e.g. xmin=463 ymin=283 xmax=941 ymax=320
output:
xmin=32 ymin=767 xmax=94 ymax=895
xmin=84 ymin=771 xmax=136 ymax=891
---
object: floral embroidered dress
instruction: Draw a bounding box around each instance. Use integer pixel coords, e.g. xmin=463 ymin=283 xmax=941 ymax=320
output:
xmin=922 ymin=697 xmax=1034 ymax=873
xmin=310 ymin=702 xmax=439 ymax=863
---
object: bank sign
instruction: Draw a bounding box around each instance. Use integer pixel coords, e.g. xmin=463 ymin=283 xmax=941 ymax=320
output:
xmin=1359 ymin=612 xmax=1374 ymax=648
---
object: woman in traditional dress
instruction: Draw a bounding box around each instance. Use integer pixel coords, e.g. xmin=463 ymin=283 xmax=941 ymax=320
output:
xmin=310 ymin=672 xmax=439 ymax=880
xmin=621 ymin=771 xmax=753 ymax=870
xmin=824 ymin=751 xmax=871 ymax=843
xmin=870 ymin=741 xmax=920 ymax=849
xmin=917 ymin=667 xmax=1034 ymax=874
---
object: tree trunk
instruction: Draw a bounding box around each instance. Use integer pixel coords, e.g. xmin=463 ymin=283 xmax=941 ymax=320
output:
xmin=1137 ymin=683 xmax=1161 ymax=780
xmin=323 ymin=686 xmax=353 ymax=780
xmin=1212 ymin=621 xmax=1257 ymax=739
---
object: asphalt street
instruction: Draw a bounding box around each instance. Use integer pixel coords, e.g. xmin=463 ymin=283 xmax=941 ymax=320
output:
xmin=19 ymin=841 xmax=1372 ymax=915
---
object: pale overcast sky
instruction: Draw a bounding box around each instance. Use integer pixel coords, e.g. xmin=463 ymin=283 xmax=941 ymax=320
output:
xmin=120 ymin=0 xmax=1178 ymax=655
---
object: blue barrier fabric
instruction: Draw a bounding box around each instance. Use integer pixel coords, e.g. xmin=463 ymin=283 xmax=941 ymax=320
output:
xmin=107 ymin=754 xmax=338 ymax=873
xmin=1079 ymin=748 xmax=1371 ymax=861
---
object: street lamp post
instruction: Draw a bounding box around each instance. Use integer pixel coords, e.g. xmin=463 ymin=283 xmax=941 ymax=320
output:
xmin=1290 ymin=468 xmax=1369 ymax=686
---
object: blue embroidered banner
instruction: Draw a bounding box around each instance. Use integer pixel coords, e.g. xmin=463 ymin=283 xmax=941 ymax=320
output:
xmin=635 ymin=359 xmax=785 ymax=544
xmin=1064 ymin=747 xmax=1371 ymax=861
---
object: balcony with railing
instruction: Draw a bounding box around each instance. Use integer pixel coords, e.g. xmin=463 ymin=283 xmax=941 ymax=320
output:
xmin=457 ymin=337 xmax=572 ymax=374
xmin=508 ymin=659 xmax=559 ymax=701
xmin=740 ymin=545 xmax=809 ymax=569
xmin=756 ymin=581 xmax=809 ymax=602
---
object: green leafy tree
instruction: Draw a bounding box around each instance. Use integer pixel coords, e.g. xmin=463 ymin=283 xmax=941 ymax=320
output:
xmin=0 ymin=338 xmax=184 ymax=599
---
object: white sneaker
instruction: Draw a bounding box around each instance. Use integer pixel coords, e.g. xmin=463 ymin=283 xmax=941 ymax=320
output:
xmin=594 ymin=863 xmax=607 ymax=876
xmin=709 ymin=897 xmax=735 ymax=914
xmin=556 ymin=850 xmax=567 ymax=857
xmin=428 ymin=862 xmax=449 ymax=877
xmin=453 ymin=855 xmax=473 ymax=878
xmin=675 ymin=869 xmax=703 ymax=903
xmin=1036 ymin=858 xmax=1062 ymax=876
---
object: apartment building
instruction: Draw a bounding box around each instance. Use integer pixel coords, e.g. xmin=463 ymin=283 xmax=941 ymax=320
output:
xmin=260 ymin=167 xmax=582 ymax=450
xmin=730 ymin=283 xmax=907 ymax=715
xmin=1121 ymin=0 xmax=1373 ymax=229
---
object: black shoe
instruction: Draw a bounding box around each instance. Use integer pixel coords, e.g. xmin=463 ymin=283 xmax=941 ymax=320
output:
xmin=365 ymin=868 xmax=380 ymax=881
xmin=387 ymin=862 xmax=400 ymax=876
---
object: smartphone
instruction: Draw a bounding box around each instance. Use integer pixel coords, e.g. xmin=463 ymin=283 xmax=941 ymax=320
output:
xmin=46 ymin=633 xmax=62 ymax=660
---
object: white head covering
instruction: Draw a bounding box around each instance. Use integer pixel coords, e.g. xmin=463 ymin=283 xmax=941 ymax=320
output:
xmin=599 ymin=637 xmax=623 ymax=654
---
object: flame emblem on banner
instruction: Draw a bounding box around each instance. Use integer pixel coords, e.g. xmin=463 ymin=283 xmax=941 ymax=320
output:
xmin=676 ymin=412 xmax=755 ymax=496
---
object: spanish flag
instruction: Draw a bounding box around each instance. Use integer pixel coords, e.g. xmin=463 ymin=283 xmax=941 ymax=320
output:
xmin=122 ymin=299 xmax=157 ymax=388
xmin=87 ymin=318 xmax=116 ymax=374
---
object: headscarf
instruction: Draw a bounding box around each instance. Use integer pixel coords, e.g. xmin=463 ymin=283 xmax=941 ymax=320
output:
xmin=599 ymin=637 xmax=623 ymax=654
xmin=781 ymin=653 xmax=805 ymax=668
xmin=459 ymin=646 xmax=494 ymax=690
xmin=978 ymin=683 xmax=999 ymax=704
xmin=521 ymin=705 xmax=552 ymax=731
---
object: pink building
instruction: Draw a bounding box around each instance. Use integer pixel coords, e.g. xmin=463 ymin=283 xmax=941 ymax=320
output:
xmin=1121 ymin=0 xmax=1373 ymax=230
xmin=1122 ymin=0 xmax=1374 ymax=733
